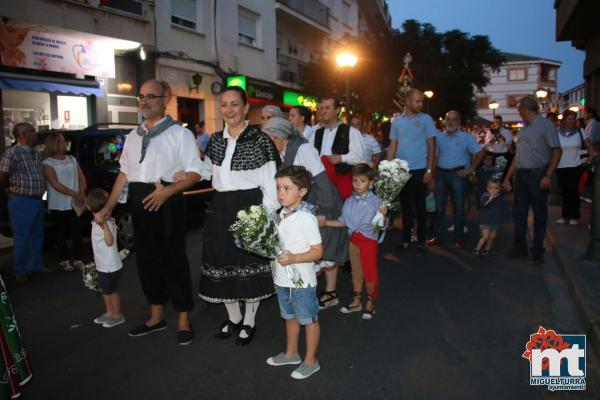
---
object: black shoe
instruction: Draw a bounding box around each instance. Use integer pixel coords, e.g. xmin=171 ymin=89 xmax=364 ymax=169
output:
xmin=416 ymin=246 xmax=426 ymax=256
xmin=532 ymin=254 xmax=544 ymax=265
xmin=128 ymin=320 xmax=167 ymax=337
xmin=216 ymin=319 xmax=242 ymax=339
xmin=236 ymin=325 xmax=256 ymax=346
xmin=507 ymin=249 xmax=528 ymax=259
xmin=177 ymin=325 xmax=194 ymax=346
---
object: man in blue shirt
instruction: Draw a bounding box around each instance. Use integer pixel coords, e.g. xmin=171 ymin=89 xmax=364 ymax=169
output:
xmin=387 ymin=89 xmax=436 ymax=255
xmin=195 ymin=121 xmax=209 ymax=158
xmin=428 ymin=111 xmax=486 ymax=248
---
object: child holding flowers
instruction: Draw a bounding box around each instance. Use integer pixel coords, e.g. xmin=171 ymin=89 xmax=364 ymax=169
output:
xmin=320 ymin=163 xmax=387 ymax=320
xmin=266 ymin=165 xmax=323 ymax=380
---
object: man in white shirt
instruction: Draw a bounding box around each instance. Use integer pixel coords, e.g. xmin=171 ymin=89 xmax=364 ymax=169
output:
xmin=350 ymin=115 xmax=382 ymax=167
xmin=100 ymin=79 xmax=202 ymax=345
xmin=485 ymin=115 xmax=513 ymax=154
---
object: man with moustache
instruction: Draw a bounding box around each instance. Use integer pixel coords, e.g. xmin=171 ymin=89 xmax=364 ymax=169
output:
xmin=387 ymin=89 xmax=437 ymax=256
xmin=99 ymin=79 xmax=202 ymax=345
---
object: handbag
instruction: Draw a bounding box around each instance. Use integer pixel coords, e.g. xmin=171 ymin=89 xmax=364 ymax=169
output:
xmin=577 ymin=128 xmax=592 ymax=170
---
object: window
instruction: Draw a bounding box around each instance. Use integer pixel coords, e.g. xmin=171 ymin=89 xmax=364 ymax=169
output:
xmin=506 ymin=94 xmax=527 ymax=108
xmin=541 ymin=65 xmax=556 ymax=82
xmin=57 ymin=96 xmax=89 ymax=130
xmin=341 ymin=1 xmax=351 ymax=25
xmin=507 ymin=68 xmax=527 ymax=81
xmin=172 ymin=0 xmax=197 ymax=30
xmin=239 ymin=8 xmax=259 ymax=47
xmin=477 ymin=96 xmax=490 ymax=110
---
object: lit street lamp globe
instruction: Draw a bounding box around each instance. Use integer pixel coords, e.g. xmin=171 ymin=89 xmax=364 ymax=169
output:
xmin=536 ymin=89 xmax=548 ymax=99
xmin=336 ymin=52 xmax=358 ymax=69
xmin=424 ymin=90 xmax=434 ymax=99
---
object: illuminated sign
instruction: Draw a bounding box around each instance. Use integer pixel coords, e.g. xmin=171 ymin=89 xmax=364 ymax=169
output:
xmin=226 ymin=75 xmax=247 ymax=90
xmin=283 ymin=90 xmax=318 ymax=110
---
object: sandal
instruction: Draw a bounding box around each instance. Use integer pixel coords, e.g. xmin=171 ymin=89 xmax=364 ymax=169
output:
xmin=340 ymin=292 xmax=362 ymax=314
xmin=362 ymin=295 xmax=376 ymax=320
xmin=318 ymin=290 xmax=339 ymax=310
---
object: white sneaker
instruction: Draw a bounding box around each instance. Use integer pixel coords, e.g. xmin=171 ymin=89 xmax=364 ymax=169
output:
xmin=103 ymin=315 xmax=125 ymax=328
xmin=447 ymin=225 xmax=455 ymax=232
xmin=556 ymin=218 xmax=566 ymax=225
xmin=569 ymin=219 xmax=579 ymax=226
xmin=463 ymin=226 xmax=469 ymax=233
xmin=93 ymin=314 xmax=110 ymax=325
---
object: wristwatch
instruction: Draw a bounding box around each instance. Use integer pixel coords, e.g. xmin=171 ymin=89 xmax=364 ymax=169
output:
xmin=426 ymin=168 xmax=432 ymax=174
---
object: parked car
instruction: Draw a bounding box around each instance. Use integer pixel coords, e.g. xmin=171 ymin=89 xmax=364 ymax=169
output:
xmin=0 ymin=124 xmax=213 ymax=250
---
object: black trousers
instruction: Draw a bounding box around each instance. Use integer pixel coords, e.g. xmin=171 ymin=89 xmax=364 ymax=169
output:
xmin=399 ymin=168 xmax=427 ymax=245
xmin=129 ymin=182 xmax=193 ymax=312
xmin=51 ymin=209 xmax=82 ymax=261
xmin=557 ymin=166 xmax=583 ymax=220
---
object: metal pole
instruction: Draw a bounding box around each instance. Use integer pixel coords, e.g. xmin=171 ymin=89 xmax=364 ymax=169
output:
xmin=587 ymin=154 xmax=600 ymax=261
xmin=345 ymin=75 xmax=350 ymax=120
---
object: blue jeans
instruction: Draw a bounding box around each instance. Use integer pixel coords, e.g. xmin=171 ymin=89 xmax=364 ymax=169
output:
xmin=434 ymin=170 xmax=466 ymax=241
xmin=513 ymin=170 xmax=549 ymax=256
xmin=275 ymin=285 xmax=319 ymax=326
xmin=8 ymin=195 xmax=45 ymax=276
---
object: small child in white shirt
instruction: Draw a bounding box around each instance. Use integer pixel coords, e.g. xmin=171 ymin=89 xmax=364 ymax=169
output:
xmin=266 ymin=165 xmax=323 ymax=380
xmin=86 ymin=188 xmax=125 ymax=328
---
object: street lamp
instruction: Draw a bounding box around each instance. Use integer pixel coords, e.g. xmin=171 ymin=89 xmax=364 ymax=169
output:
xmin=488 ymin=101 xmax=499 ymax=118
xmin=423 ymin=90 xmax=433 ymax=114
xmin=536 ymin=88 xmax=548 ymax=99
xmin=336 ymin=52 xmax=358 ymax=119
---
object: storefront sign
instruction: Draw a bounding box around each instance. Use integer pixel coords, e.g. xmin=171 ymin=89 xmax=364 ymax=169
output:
xmin=283 ymin=90 xmax=319 ymax=110
xmin=226 ymin=75 xmax=247 ymax=90
xmin=248 ymin=82 xmax=281 ymax=102
xmin=0 ymin=24 xmax=115 ymax=77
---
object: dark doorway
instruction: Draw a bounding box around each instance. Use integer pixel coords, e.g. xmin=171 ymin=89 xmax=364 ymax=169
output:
xmin=177 ymin=97 xmax=201 ymax=129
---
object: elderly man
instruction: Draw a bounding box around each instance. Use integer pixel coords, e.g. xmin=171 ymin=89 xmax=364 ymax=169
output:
xmin=100 ymin=79 xmax=202 ymax=344
xmin=0 ymin=123 xmax=47 ymax=282
xmin=503 ymin=95 xmax=562 ymax=265
xmin=387 ymin=89 xmax=436 ymax=255
xmin=428 ymin=111 xmax=486 ymax=248
xmin=309 ymin=96 xmax=364 ymax=309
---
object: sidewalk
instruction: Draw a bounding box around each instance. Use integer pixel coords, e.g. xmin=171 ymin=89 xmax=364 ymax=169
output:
xmin=546 ymin=202 xmax=600 ymax=350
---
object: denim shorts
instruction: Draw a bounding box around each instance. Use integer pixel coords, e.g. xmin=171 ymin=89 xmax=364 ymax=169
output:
xmin=275 ymin=285 xmax=319 ymax=326
xmin=97 ymin=270 xmax=122 ymax=295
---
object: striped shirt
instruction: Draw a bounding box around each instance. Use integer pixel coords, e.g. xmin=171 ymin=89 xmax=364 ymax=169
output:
xmin=0 ymin=144 xmax=46 ymax=197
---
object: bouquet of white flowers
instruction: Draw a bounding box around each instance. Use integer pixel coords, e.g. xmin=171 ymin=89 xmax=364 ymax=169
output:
xmin=230 ymin=205 xmax=282 ymax=259
xmin=374 ymin=159 xmax=411 ymax=209
xmin=493 ymin=156 xmax=508 ymax=179
xmin=230 ymin=204 xmax=306 ymax=287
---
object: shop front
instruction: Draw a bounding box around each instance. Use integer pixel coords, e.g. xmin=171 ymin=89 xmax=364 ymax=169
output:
xmin=226 ymin=75 xmax=318 ymax=125
xmin=0 ymin=22 xmax=141 ymax=148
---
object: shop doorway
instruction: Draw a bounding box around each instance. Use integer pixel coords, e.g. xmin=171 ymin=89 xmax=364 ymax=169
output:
xmin=177 ymin=97 xmax=204 ymax=130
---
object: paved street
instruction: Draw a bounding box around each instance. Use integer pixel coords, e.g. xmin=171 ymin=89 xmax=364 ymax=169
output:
xmin=2 ymin=216 xmax=600 ymax=400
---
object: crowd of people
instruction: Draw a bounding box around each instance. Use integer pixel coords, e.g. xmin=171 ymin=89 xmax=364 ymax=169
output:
xmin=0 ymin=80 xmax=599 ymax=391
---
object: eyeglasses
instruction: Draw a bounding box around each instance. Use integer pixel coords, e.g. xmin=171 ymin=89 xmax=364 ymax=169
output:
xmin=136 ymin=94 xmax=166 ymax=101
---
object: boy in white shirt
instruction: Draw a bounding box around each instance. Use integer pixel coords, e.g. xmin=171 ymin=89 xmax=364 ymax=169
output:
xmin=87 ymin=188 xmax=125 ymax=328
xmin=267 ymin=165 xmax=323 ymax=380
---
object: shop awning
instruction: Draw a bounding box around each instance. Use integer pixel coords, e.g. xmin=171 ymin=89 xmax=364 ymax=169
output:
xmin=0 ymin=77 xmax=104 ymax=97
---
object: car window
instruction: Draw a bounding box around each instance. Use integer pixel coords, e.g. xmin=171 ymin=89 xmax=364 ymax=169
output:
xmin=96 ymin=135 xmax=124 ymax=165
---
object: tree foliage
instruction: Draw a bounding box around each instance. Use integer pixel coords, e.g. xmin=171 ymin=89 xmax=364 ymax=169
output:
xmin=302 ymin=20 xmax=505 ymax=121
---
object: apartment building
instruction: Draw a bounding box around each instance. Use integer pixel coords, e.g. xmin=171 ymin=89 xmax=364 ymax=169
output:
xmin=476 ymin=52 xmax=561 ymax=126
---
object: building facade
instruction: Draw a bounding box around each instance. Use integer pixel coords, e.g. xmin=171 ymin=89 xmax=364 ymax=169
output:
xmin=0 ymin=0 xmax=391 ymax=145
xmin=556 ymin=0 xmax=600 ymax=114
xmin=559 ymin=83 xmax=585 ymax=117
xmin=476 ymin=52 xmax=561 ymax=126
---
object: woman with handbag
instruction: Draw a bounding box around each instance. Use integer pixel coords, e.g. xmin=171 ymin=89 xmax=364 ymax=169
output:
xmin=43 ymin=133 xmax=87 ymax=271
xmin=556 ymin=110 xmax=594 ymax=226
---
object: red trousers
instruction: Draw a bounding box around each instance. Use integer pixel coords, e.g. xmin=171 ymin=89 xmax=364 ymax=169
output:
xmin=350 ymin=232 xmax=379 ymax=299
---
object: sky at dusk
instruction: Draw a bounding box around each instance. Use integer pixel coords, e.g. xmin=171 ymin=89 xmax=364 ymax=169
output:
xmin=388 ymin=0 xmax=585 ymax=92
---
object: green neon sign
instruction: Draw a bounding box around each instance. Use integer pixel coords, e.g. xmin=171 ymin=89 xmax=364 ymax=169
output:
xmin=283 ymin=90 xmax=318 ymax=110
xmin=227 ymin=75 xmax=247 ymax=90
xmin=581 ymin=97 xmax=585 ymax=106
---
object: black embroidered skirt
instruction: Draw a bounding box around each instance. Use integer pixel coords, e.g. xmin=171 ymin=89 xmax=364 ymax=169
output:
xmin=198 ymin=188 xmax=275 ymax=303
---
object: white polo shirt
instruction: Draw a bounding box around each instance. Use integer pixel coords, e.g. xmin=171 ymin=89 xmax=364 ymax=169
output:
xmin=91 ymin=218 xmax=122 ymax=273
xmin=273 ymin=210 xmax=322 ymax=288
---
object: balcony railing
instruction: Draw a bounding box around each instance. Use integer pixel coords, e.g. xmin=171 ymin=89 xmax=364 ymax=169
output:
xmin=64 ymin=0 xmax=148 ymax=19
xmin=277 ymin=0 xmax=330 ymax=29
xmin=277 ymin=54 xmax=308 ymax=84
